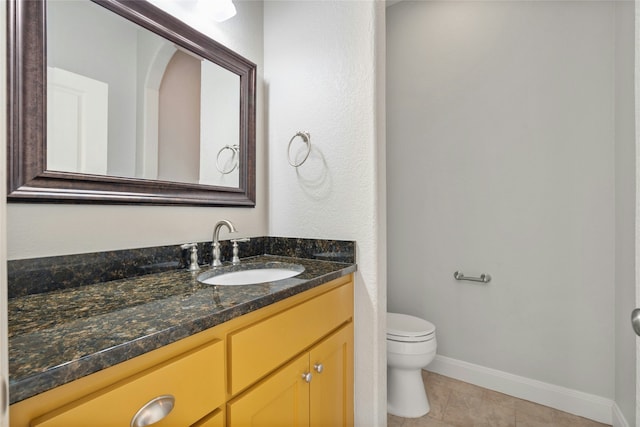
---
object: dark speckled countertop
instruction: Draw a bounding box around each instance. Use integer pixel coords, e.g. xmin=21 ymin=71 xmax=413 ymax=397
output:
xmin=9 ymin=249 xmax=356 ymax=404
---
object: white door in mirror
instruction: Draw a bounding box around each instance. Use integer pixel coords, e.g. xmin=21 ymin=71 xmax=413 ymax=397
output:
xmin=47 ymin=67 xmax=108 ymax=175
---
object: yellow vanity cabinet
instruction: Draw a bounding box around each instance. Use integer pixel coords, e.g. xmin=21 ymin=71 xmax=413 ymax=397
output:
xmin=228 ymin=278 xmax=353 ymax=395
xmin=9 ymin=274 xmax=354 ymax=427
xmin=226 ymin=276 xmax=354 ymax=427
xmin=227 ymin=323 xmax=353 ymax=427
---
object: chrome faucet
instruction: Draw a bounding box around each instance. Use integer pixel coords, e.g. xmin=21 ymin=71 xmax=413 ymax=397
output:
xmin=212 ymin=220 xmax=237 ymax=266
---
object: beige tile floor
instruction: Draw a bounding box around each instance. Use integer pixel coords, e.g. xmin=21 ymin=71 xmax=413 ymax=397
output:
xmin=387 ymin=371 xmax=611 ymax=427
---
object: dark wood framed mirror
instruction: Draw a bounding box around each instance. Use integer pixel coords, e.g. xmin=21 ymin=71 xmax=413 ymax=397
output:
xmin=7 ymin=0 xmax=256 ymax=206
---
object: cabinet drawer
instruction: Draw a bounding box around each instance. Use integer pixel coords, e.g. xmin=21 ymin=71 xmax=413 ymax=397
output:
xmin=229 ymin=281 xmax=353 ymax=394
xmin=31 ymin=339 xmax=224 ymax=427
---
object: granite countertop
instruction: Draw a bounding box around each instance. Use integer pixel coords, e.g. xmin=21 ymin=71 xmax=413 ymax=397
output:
xmin=8 ymin=254 xmax=356 ymax=404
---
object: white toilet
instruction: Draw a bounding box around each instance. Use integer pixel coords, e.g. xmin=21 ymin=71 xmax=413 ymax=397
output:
xmin=387 ymin=312 xmax=437 ymax=418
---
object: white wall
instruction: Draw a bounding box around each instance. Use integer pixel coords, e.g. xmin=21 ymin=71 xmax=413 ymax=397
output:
xmin=387 ymin=0 xmax=615 ymax=402
xmin=614 ymin=2 xmax=636 ymax=425
xmin=264 ymin=2 xmax=386 ymax=425
xmin=635 ymin=4 xmax=640 ymax=426
xmin=7 ymin=0 xmax=267 ymax=259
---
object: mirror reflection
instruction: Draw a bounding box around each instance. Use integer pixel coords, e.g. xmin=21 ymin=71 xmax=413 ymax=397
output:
xmin=46 ymin=0 xmax=240 ymax=188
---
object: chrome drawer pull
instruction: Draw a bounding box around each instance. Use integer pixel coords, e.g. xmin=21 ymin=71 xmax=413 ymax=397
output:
xmin=131 ymin=395 xmax=175 ymax=427
xmin=314 ymin=363 xmax=324 ymax=374
xmin=302 ymin=372 xmax=313 ymax=383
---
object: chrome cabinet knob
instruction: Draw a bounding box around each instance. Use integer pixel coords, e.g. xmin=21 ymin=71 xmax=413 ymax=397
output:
xmin=313 ymin=363 xmax=324 ymax=374
xmin=302 ymin=372 xmax=313 ymax=383
xmin=131 ymin=395 xmax=175 ymax=427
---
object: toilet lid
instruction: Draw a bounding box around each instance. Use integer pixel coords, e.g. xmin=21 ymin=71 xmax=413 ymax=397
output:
xmin=387 ymin=312 xmax=436 ymax=342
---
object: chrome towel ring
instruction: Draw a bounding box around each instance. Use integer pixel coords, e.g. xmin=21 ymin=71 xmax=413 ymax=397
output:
xmin=288 ymin=131 xmax=311 ymax=167
xmin=216 ymin=144 xmax=239 ymax=174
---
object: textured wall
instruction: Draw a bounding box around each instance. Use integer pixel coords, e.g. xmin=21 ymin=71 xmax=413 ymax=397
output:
xmin=387 ymin=1 xmax=616 ymax=399
xmin=264 ymin=2 xmax=386 ymax=425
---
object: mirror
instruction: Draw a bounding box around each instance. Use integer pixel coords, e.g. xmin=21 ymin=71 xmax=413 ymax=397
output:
xmin=8 ymin=0 xmax=256 ymax=206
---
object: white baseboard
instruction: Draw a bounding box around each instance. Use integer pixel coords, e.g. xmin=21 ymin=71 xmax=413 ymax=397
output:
xmin=612 ymin=403 xmax=631 ymax=427
xmin=428 ymin=355 xmax=615 ymax=425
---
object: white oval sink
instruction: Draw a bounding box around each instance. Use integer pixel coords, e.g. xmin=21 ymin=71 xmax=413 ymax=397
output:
xmin=198 ymin=263 xmax=304 ymax=286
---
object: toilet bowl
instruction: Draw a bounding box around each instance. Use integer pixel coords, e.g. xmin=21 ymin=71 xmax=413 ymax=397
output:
xmin=387 ymin=312 xmax=437 ymax=418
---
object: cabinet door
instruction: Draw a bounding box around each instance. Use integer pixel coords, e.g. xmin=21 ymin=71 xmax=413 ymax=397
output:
xmin=309 ymin=323 xmax=353 ymax=427
xmin=228 ymin=353 xmax=310 ymax=427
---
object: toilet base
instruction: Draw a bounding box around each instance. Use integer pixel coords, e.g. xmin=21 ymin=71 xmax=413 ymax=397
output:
xmin=387 ymin=367 xmax=430 ymax=418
